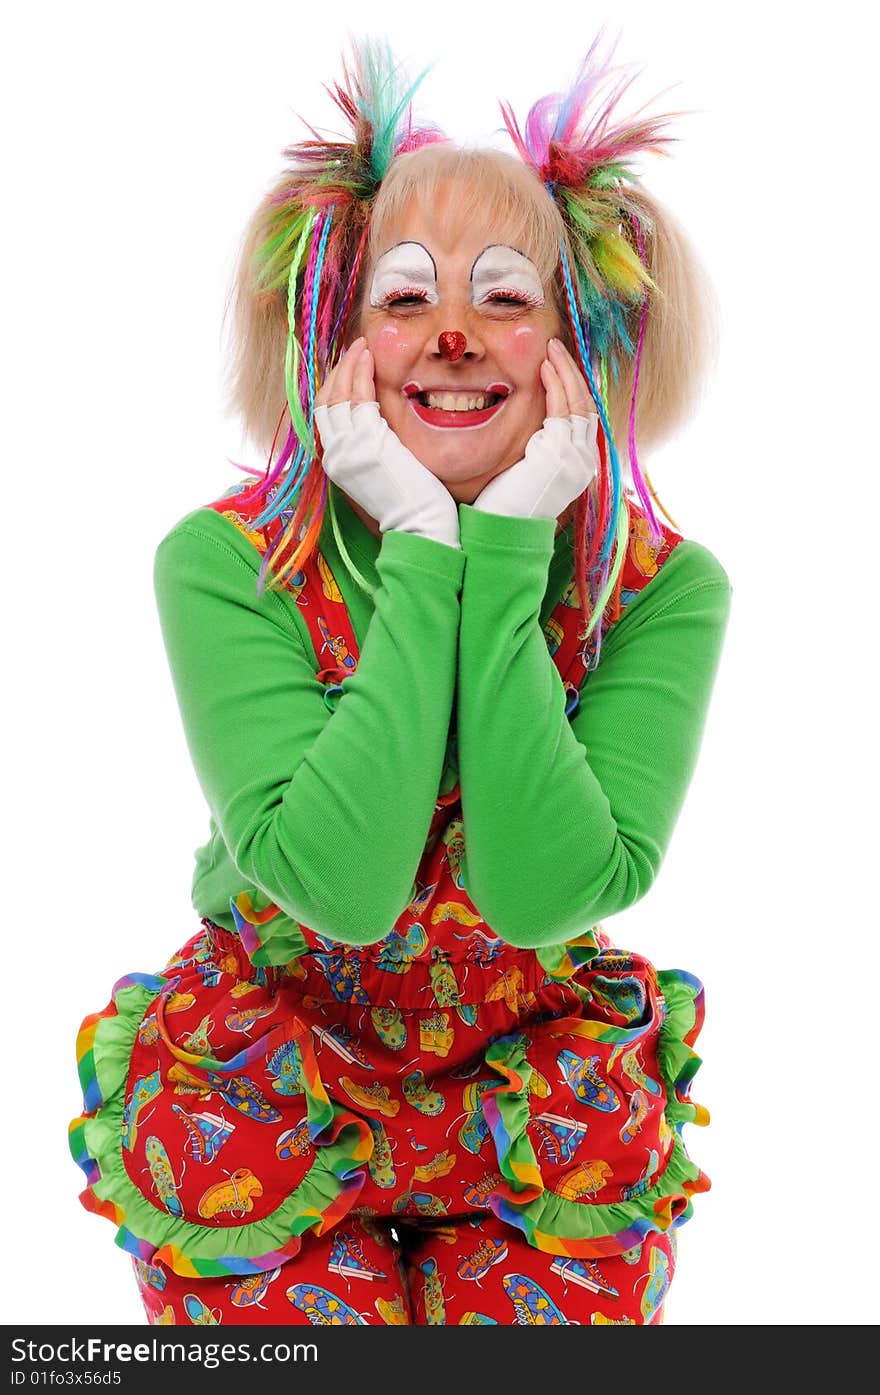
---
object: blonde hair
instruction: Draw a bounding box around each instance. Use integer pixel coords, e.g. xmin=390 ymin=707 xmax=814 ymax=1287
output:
xmin=223 ymin=143 xmax=718 ymax=477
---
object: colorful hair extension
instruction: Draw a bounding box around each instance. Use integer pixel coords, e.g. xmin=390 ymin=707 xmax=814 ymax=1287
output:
xmin=498 ymin=26 xmax=688 ymax=658
xmin=233 ymin=37 xmax=449 ymax=596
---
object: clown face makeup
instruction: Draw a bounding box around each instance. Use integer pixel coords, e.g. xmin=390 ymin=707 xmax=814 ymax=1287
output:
xmin=357 ymin=196 xmax=562 ymax=503
xmin=368 ymin=241 xmax=546 ymax=311
xmin=369 ymin=242 xmax=439 ymax=308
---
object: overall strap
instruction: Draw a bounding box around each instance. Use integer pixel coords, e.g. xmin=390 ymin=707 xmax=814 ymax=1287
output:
xmin=203 ymin=481 xmax=362 ymax=708
xmin=543 ymin=495 xmax=684 ymax=717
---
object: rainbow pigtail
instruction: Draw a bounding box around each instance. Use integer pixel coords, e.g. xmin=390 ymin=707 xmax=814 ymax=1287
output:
xmin=232 ymin=37 xmax=449 ymax=592
xmin=304 ymin=207 xmax=335 ymax=424
xmin=626 ymin=212 xmax=664 ymax=542
xmin=283 ymin=209 xmax=319 ymax=457
xmin=554 ymin=222 xmax=619 ymax=569
xmin=499 ymin=26 xmax=688 ymax=628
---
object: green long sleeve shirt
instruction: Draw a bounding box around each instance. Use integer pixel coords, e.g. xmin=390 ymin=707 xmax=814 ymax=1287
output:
xmin=153 ymin=482 xmax=731 ymax=951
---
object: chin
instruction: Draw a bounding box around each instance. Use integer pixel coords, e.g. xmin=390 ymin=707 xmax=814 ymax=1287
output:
xmin=396 ymin=431 xmax=478 ymax=477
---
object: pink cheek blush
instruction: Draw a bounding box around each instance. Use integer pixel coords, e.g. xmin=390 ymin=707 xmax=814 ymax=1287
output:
xmin=503 ymin=325 xmax=541 ymax=362
xmin=373 ymin=324 xmax=413 ymax=359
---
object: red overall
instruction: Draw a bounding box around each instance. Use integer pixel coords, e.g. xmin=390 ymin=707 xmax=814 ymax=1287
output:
xmin=71 ymin=485 xmax=710 ymax=1326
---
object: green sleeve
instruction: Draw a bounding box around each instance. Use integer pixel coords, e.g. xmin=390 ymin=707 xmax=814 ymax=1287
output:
xmin=456 ymin=502 xmax=732 ymax=947
xmin=153 ymin=514 xmax=464 ymax=948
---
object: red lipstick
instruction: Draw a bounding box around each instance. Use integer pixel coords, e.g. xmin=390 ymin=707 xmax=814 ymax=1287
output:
xmin=402 ymin=382 xmax=511 ymax=430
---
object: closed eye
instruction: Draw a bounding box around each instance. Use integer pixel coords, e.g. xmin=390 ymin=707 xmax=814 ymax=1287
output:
xmin=485 ymin=291 xmax=541 ymax=306
xmin=380 ymin=289 xmax=429 ymax=307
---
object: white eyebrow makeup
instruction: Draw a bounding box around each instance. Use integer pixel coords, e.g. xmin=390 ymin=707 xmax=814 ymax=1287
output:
xmin=369 ymin=241 xmax=545 ymax=308
xmin=470 ymin=245 xmax=545 ymax=305
xmin=369 ymin=242 xmax=439 ymax=307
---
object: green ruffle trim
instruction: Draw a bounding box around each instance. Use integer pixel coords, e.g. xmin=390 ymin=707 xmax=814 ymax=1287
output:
xmin=655 ymin=968 xmax=708 ymax=1130
xmin=73 ymin=982 xmax=371 ymax=1275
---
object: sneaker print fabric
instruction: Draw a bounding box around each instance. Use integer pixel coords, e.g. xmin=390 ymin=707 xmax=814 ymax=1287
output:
xmin=71 ymin=479 xmax=708 ymax=1325
xmin=132 ymin=1209 xmax=676 ymax=1325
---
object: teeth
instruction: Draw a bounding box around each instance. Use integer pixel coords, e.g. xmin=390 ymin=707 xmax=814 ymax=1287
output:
xmin=423 ymin=392 xmax=495 ymax=411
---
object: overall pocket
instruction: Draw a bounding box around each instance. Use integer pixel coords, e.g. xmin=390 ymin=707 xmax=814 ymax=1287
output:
xmin=478 ymin=948 xmax=709 ymax=1258
xmin=123 ymin=968 xmax=327 ymax=1229
xmin=73 ymin=922 xmax=374 ymax=1278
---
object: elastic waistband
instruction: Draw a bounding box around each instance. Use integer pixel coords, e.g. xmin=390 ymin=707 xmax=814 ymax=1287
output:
xmin=201 ymin=917 xmax=558 ymax=1009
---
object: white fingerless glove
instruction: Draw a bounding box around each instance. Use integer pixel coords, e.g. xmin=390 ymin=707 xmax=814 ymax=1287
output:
xmin=314 ymin=400 xmax=461 ymax=550
xmin=471 ymin=414 xmax=600 ymax=521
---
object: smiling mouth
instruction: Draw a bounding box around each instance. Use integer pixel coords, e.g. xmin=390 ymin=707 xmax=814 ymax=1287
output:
xmin=403 ymin=382 xmax=510 ymax=430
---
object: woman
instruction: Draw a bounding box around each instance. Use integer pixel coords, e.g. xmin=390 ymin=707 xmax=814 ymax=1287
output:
xmin=70 ymin=35 xmax=731 ymax=1326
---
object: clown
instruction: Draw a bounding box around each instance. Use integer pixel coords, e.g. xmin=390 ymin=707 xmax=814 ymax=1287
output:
xmin=70 ymin=33 xmax=731 ymax=1327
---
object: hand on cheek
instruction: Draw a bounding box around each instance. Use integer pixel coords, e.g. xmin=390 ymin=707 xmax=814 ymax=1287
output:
xmin=314 ymin=337 xmax=378 ymax=413
xmin=350 ymin=347 xmax=378 ymax=406
xmin=541 ymin=356 xmax=568 ymax=420
xmin=543 ymin=339 xmax=599 ymax=421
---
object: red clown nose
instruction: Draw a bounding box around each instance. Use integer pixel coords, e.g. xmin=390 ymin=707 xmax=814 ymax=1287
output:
xmin=438 ymin=331 xmax=467 ymax=361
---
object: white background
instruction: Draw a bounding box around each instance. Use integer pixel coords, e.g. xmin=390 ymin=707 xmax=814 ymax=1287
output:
xmin=4 ymin=0 xmax=877 ymax=1326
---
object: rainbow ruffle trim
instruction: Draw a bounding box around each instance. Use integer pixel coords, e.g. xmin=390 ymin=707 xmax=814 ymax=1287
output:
xmin=69 ymin=978 xmax=373 ymax=1278
xmin=229 ymin=891 xmax=309 ymax=968
xmin=478 ymin=967 xmax=710 ymax=1258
